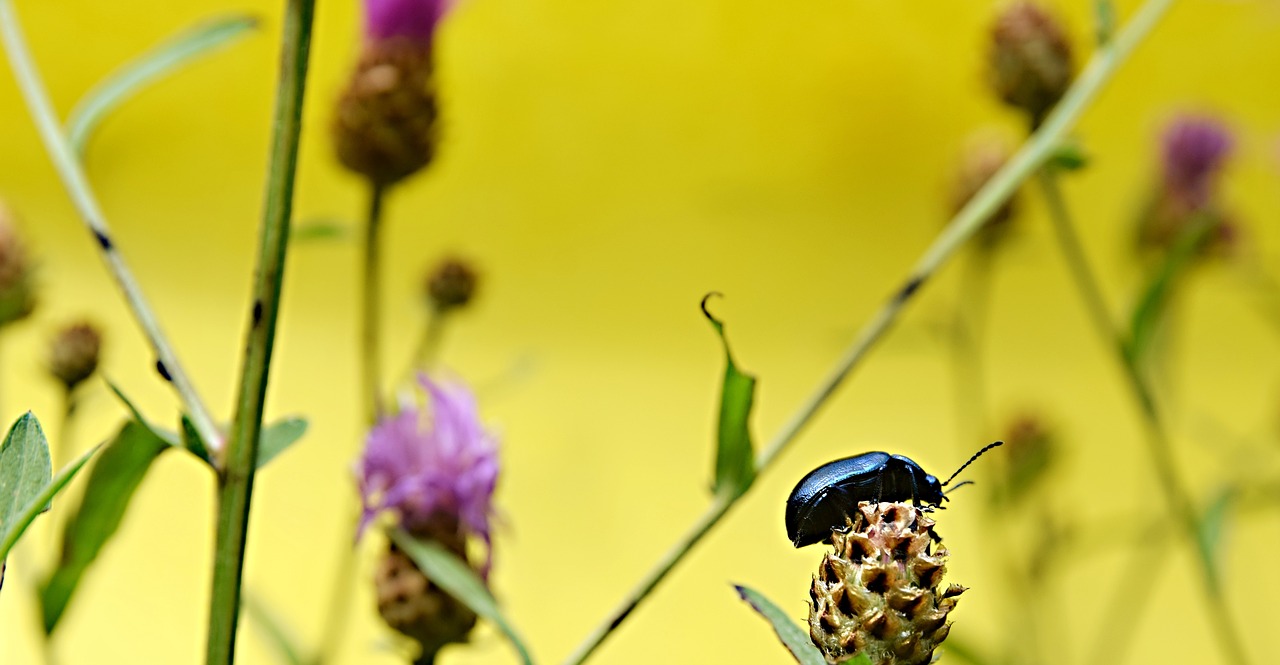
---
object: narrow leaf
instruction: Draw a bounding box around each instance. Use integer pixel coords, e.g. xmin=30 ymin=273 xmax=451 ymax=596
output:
xmin=702 ymin=294 xmax=757 ymax=498
xmin=0 ymin=443 xmax=101 ymax=563
xmin=390 ymin=529 xmax=534 ymax=665
xmin=1196 ymin=486 xmax=1237 ymax=592
xmin=106 ymin=381 xmax=180 ymax=447
xmin=1048 ymin=142 xmax=1089 ymax=171
xmin=257 ymin=418 xmax=307 ymax=469
xmin=242 ymin=589 xmax=308 ymax=665
xmin=180 ymin=415 xmax=215 ymax=466
xmin=40 ymin=421 xmax=168 ymax=633
xmin=1 ymin=413 xmax=52 ymax=538
xmin=734 ymin=584 xmax=826 ymax=665
xmin=66 ymin=14 xmax=258 ymax=155
xmin=1126 ymin=214 xmax=1216 ymax=365
xmin=291 ymin=219 xmax=351 ymax=243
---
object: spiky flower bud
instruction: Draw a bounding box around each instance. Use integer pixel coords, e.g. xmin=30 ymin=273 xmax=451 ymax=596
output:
xmin=374 ymin=516 xmax=478 ymax=656
xmin=809 ymin=503 xmax=964 ymax=665
xmin=951 ymin=135 xmax=1016 ymax=248
xmin=49 ymin=322 xmax=102 ymax=390
xmin=989 ymin=2 xmax=1073 ymax=127
xmin=1137 ymin=116 xmax=1236 ymax=256
xmin=425 ymin=257 xmax=478 ymax=313
xmin=0 ymin=202 xmax=36 ymax=326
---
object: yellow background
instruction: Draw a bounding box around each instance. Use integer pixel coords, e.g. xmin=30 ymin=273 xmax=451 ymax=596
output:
xmin=3 ymin=0 xmax=1280 ymax=663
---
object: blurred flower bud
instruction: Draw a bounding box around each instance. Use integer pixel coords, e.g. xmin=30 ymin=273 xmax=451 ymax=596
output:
xmin=1137 ymin=116 xmax=1236 ymax=256
xmin=425 ymin=257 xmax=478 ymax=313
xmin=951 ymin=135 xmax=1017 ymax=248
xmin=333 ymin=0 xmax=454 ymax=185
xmin=809 ymin=503 xmax=964 ymax=665
xmin=0 ymin=202 xmax=36 ymax=326
xmin=49 ymin=322 xmax=102 ymax=390
xmin=996 ymin=413 xmax=1055 ymax=504
xmin=374 ymin=519 xmax=478 ymax=656
xmin=989 ymin=2 xmax=1073 ymax=127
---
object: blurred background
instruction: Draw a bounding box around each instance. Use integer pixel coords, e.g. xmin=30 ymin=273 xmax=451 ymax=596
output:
xmin=2 ymin=0 xmax=1279 ymax=663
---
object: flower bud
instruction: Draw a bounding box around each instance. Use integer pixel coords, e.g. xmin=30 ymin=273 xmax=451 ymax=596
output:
xmin=374 ymin=518 xmax=478 ymax=657
xmin=995 ymin=414 xmax=1055 ymax=504
xmin=951 ymin=135 xmax=1017 ymax=248
xmin=1137 ymin=116 xmax=1236 ymax=256
xmin=425 ymin=257 xmax=478 ymax=313
xmin=989 ymin=2 xmax=1073 ymax=127
xmin=0 ymin=202 xmax=36 ymax=326
xmin=809 ymin=503 xmax=964 ymax=665
xmin=49 ymin=322 xmax=102 ymax=390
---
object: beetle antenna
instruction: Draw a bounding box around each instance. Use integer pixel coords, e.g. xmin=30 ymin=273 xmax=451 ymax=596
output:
xmin=944 ymin=480 xmax=975 ymax=495
xmin=941 ymin=440 xmax=1004 ymax=487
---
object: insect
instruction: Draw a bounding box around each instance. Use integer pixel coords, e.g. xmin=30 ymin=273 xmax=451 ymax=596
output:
xmin=785 ymin=441 xmax=1004 ymax=548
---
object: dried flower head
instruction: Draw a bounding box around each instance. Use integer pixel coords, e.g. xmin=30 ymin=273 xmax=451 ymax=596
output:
xmin=426 ymin=257 xmax=478 ymax=313
xmin=0 ymin=202 xmax=36 ymax=326
xmin=989 ymin=2 xmax=1073 ymax=127
xmin=809 ymin=502 xmax=964 ymax=665
xmin=951 ymin=135 xmax=1017 ymax=247
xmin=49 ymin=322 xmax=102 ymax=390
xmin=357 ymin=375 xmax=499 ymax=549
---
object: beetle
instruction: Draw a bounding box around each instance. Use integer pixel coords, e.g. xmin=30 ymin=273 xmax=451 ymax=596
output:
xmin=785 ymin=441 xmax=1004 ymax=548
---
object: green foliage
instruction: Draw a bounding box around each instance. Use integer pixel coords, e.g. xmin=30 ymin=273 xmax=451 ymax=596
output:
xmin=40 ymin=421 xmax=169 ymax=632
xmin=1126 ymin=215 xmax=1217 ymax=366
xmin=1196 ymin=486 xmax=1237 ymax=593
xmin=390 ymin=528 xmax=535 ymax=665
xmin=66 ymin=14 xmax=258 ymax=155
xmin=291 ymin=218 xmax=352 ymax=243
xmin=257 ymin=418 xmax=307 ymax=469
xmin=241 ymin=589 xmax=308 ymax=665
xmin=702 ymin=294 xmax=757 ymax=498
xmin=733 ymin=584 xmax=826 ymax=665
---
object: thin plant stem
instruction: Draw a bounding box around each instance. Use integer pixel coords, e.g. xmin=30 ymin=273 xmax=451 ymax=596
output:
xmin=55 ymin=387 xmax=76 ymax=467
xmin=562 ymin=0 xmax=1180 ymax=659
xmin=951 ymin=249 xmax=994 ymax=448
xmin=0 ymin=0 xmax=222 ymax=451
xmin=313 ymin=510 xmax=360 ymax=665
xmin=1036 ymin=169 xmax=1252 ymax=665
xmin=205 ymin=1 xmax=315 ymax=663
xmin=397 ymin=308 xmax=445 ymax=388
xmin=361 ymin=182 xmax=387 ymax=425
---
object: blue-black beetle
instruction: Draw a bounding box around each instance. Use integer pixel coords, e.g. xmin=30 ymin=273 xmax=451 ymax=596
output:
xmin=785 ymin=441 xmax=1004 ymax=547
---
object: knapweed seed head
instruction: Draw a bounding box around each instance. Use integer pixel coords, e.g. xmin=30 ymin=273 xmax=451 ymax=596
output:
xmin=425 ymin=256 xmax=478 ymax=313
xmin=951 ymin=135 xmax=1017 ymax=248
xmin=809 ymin=502 xmax=964 ymax=665
xmin=989 ymin=2 xmax=1073 ymax=127
xmin=0 ymin=202 xmax=36 ymax=326
xmin=49 ymin=322 xmax=102 ymax=390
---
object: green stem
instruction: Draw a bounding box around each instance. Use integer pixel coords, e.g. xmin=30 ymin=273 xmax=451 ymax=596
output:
xmin=313 ymin=511 xmax=360 ymax=664
xmin=562 ymin=0 xmax=1179 ymax=660
xmin=361 ymin=182 xmax=387 ymax=425
xmin=1036 ymin=170 xmax=1252 ymax=665
xmin=0 ymin=0 xmax=222 ymax=452
xmin=205 ymin=1 xmax=315 ymax=663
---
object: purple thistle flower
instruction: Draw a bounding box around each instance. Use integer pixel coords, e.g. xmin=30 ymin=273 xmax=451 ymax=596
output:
xmin=1161 ymin=115 xmax=1233 ymax=211
xmin=357 ymin=375 xmax=499 ymax=551
xmin=364 ymin=0 xmax=453 ymax=45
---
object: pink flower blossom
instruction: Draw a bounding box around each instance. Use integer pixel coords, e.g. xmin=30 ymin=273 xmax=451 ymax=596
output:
xmin=1161 ymin=115 xmax=1233 ymax=211
xmin=364 ymin=0 xmax=453 ymax=45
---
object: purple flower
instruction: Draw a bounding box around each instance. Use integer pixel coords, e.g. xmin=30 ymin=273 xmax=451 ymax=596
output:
xmin=357 ymin=375 xmax=499 ymax=550
xmin=364 ymin=0 xmax=453 ymax=45
xmin=1161 ymin=115 xmax=1233 ymax=211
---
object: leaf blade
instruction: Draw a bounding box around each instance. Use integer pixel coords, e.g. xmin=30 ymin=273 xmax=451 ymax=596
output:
xmin=733 ymin=584 xmax=826 ymax=665
xmin=0 ymin=442 xmax=101 ymax=563
xmin=702 ymin=294 xmax=757 ymax=498
xmin=0 ymin=413 xmax=52 ymax=541
xmin=40 ymin=421 xmax=168 ymax=633
xmin=257 ymin=417 xmax=307 ymax=469
xmin=66 ymin=14 xmax=258 ymax=155
xmin=390 ymin=529 xmax=534 ymax=665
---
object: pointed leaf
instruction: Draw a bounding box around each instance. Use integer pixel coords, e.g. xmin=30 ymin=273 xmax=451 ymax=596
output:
xmin=106 ymin=381 xmax=180 ymax=447
xmin=1048 ymin=141 xmax=1089 ymax=171
xmin=733 ymin=584 xmax=826 ymax=665
xmin=257 ymin=418 xmax=307 ymax=469
xmin=1126 ymin=214 xmax=1216 ymax=365
xmin=1 ymin=413 xmax=52 ymax=537
xmin=702 ymin=294 xmax=757 ymax=498
xmin=1195 ymin=486 xmax=1237 ymax=593
xmin=1 ymin=442 xmax=101 ymax=564
xmin=40 ymin=421 xmax=168 ymax=633
xmin=291 ymin=218 xmax=351 ymax=243
xmin=390 ymin=529 xmax=534 ymax=665
xmin=66 ymin=14 xmax=258 ymax=155
xmin=242 ymin=589 xmax=307 ymax=665
xmin=180 ymin=415 xmax=215 ymax=466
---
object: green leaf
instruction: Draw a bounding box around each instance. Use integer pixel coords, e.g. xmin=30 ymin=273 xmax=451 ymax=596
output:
xmin=1196 ymin=486 xmax=1237 ymax=593
xmin=733 ymin=584 xmax=826 ymax=665
xmin=257 ymin=418 xmax=307 ymax=469
xmin=839 ymin=656 xmax=873 ymax=665
xmin=39 ymin=421 xmax=168 ymax=633
xmin=1126 ymin=214 xmax=1217 ymax=365
xmin=106 ymin=381 xmax=180 ymax=448
xmin=1048 ymin=141 xmax=1089 ymax=171
xmin=1 ymin=437 xmax=101 ymax=566
xmin=179 ymin=414 xmax=215 ymax=466
xmin=66 ymin=14 xmax=257 ymax=156
xmin=291 ymin=218 xmax=351 ymax=243
xmin=242 ymin=589 xmax=307 ymax=665
xmin=702 ymin=294 xmax=757 ymax=498
xmin=1 ymin=413 xmax=52 ymax=545
xmin=390 ymin=529 xmax=534 ymax=665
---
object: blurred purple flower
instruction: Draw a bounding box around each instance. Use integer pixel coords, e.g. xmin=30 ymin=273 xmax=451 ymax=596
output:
xmin=364 ymin=0 xmax=453 ymax=44
xmin=357 ymin=375 xmax=499 ymax=549
xmin=1161 ymin=116 xmax=1233 ymax=211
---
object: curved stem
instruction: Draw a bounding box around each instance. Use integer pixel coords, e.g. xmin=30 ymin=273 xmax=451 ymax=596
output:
xmin=562 ymin=0 xmax=1180 ymax=660
xmin=361 ymin=182 xmax=387 ymax=425
xmin=1036 ymin=170 xmax=1252 ymax=665
xmin=0 ymin=0 xmax=222 ymax=451
xmin=205 ymin=1 xmax=315 ymax=663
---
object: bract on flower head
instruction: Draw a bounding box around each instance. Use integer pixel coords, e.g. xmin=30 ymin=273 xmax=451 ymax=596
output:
xmin=364 ymin=0 xmax=453 ymax=45
xmin=357 ymin=374 xmax=498 ymax=547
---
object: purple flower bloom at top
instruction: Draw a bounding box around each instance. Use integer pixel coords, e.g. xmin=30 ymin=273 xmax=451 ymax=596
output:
xmin=364 ymin=0 xmax=453 ymax=44
xmin=1161 ymin=115 xmax=1233 ymax=211
xmin=357 ymin=375 xmax=499 ymax=548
